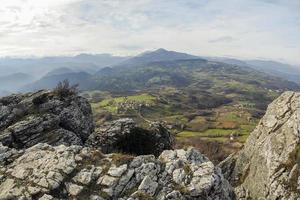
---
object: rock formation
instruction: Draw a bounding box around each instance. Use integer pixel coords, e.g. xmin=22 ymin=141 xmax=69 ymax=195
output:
xmin=0 ymin=90 xmax=234 ymax=199
xmin=219 ymin=91 xmax=300 ymax=199
xmin=0 ymin=90 xmax=94 ymax=148
xmin=86 ymin=118 xmax=175 ymax=156
xmin=3 ymin=90 xmax=300 ymax=199
xmin=0 ymin=143 xmax=233 ymax=199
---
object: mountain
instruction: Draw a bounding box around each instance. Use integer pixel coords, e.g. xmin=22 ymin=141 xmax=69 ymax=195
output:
xmin=246 ymin=60 xmax=300 ymax=83
xmin=45 ymin=67 xmax=74 ymax=77
xmin=206 ymin=57 xmax=249 ymax=66
xmin=94 ymin=57 xmax=299 ymax=92
xmin=16 ymin=49 xmax=300 ymax=113
xmin=90 ymin=57 xmax=299 ymax=117
xmin=0 ymin=54 xmax=128 ymax=79
xmin=10 ymin=48 xmax=300 ymax=107
xmin=116 ymin=48 xmax=199 ymax=66
xmin=21 ymin=72 xmax=93 ymax=92
xmin=0 ymin=72 xmax=35 ymax=92
xmin=207 ymin=57 xmax=300 ymax=84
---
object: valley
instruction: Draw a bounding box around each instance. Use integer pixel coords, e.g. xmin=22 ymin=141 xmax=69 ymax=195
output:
xmin=69 ymin=49 xmax=299 ymax=162
xmin=86 ymin=91 xmax=257 ymax=162
xmin=83 ymin=83 xmax=279 ymax=162
xmin=1 ymin=49 xmax=299 ymax=162
xmin=1 ymin=1 xmax=300 ymax=198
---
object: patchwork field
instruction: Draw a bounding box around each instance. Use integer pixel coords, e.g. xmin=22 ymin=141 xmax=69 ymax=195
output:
xmin=82 ymin=87 xmax=269 ymax=162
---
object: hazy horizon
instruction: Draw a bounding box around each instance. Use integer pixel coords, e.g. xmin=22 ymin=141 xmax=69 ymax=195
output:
xmin=0 ymin=0 xmax=299 ymax=65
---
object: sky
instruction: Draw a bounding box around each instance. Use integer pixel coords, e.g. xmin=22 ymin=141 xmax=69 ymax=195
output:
xmin=0 ymin=0 xmax=299 ymax=65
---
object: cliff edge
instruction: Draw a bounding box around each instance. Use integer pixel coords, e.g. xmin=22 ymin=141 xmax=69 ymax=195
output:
xmin=220 ymin=91 xmax=300 ymax=199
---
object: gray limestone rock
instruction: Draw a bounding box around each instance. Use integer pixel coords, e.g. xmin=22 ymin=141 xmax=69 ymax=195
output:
xmin=0 ymin=90 xmax=94 ymax=149
xmin=0 ymin=144 xmax=233 ymax=199
xmin=219 ymin=91 xmax=300 ymax=200
xmin=86 ymin=118 xmax=175 ymax=156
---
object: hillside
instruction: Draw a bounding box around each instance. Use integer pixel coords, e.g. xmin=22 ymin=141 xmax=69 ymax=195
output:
xmin=15 ymin=49 xmax=300 ymax=157
xmin=45 ymin=67 xmax=74 ymax=76
xmin=94 ymin=58 xmax=299 ymax=92
xmin=4 ymin=49 xmax=300 ymax=96
xmin=208 ymin=57 xmax=300 ymax=84
xmin=8 ymin=49 xmax=300 ymax=157
xmin=82 ymin=52 xmax=299 ymax=160
xmin=117 ymin=48 xmax=199 ymax=66
xmin=22 ymin=72 xmax=93 ymax=92
xmin=0 ymin=72 xmax=35 ymax=92
xmin=0 ymin=54 xmax=128 ymax=78
xmin=0 ymin=90 xmax=299 ymax=199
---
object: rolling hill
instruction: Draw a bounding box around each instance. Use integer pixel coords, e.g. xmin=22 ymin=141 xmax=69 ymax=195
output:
xmin=0 ymin=54 xmax=128 ymax=78
xmin=7 ymin=48 xmax=300 ymax=161
xmin=23 ymin=49 xmax=299 ymax=97
xmin=207 ymin=57 xmax=300 ymax=84
xmin=21 ymin=72 xmax=93 ymax=92
xmin=0 ymin=73 xmax=35 ymax=92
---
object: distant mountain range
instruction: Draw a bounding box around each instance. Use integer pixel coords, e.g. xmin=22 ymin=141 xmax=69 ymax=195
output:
xmin=0 ymin=53 xmax=128 ymax=78
xmin=0 ymin=54 xmax=127 ymax=95
xmin=207 ymin=57 xmax=300 ymax=84
xmin=0 ymin=73 xmax=35 ymax=92
xmin=1 ymin=48 xmax=299 ymax=95
xmin=21 ymin=72 xmax=94 ymax=92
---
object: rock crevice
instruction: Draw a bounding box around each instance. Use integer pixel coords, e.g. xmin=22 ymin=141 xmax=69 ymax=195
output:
xmin=86 ymin=118 xmax=175 ymax=156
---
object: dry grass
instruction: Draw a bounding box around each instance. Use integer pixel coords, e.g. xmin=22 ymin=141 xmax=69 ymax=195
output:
xmin=111 ymin=153 xmax=135 ymax=166
xmin=175 ymin=137 xmax=243 ymax=164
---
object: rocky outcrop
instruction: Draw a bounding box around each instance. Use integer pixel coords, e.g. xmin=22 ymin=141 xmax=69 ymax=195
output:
xmin=86 ymin=118 xmax=175 ymax=156
xmin=0 ymin=143 xmax=233 ymax=200
xmin=219 ymin=91 xmax=300 ymax=199
xmin=0 ymin=89 xmax=233 ymax=199
xmin=0 ymin=90 xmax=94 ymax=148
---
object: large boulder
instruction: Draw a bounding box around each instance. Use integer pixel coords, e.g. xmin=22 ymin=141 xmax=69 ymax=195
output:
xmin=0 ymin=143 xmax=234 ymax=200
xmin=219 ymin=91 xmax=300 ymax=199
xmin=86 ymin=118 xmax=175 ymax=156
xmin=0 ymin=90 xmax=94 ymax=148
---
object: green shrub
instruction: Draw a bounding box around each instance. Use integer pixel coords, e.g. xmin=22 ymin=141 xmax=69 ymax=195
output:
xmin=53 ymin=79 xmax=78 ymax=98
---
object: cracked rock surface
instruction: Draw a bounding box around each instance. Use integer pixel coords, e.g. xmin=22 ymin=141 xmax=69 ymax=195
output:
xmin=0 ymin=143 xmax=234 ymax=200
xmin=219 ymin=91 xmax=300 ymax=200
xmin=0 ymin=90 xmax=94 ymax=148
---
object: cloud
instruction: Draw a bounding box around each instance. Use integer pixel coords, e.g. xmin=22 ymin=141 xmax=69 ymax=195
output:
xmin=209 ymin=36 xmax=236 ymax=43
xmin=0 ymin=0 xmax=299 ymax=65
xmin=117 ymin=44 xmax=144 ymax=51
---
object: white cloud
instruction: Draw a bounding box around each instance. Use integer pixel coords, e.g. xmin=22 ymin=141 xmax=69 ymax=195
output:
xmin=0 ymin=0 xmax=299 ymax=65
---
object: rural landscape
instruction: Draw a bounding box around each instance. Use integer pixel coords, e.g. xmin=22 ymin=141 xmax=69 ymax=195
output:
xmin=0 ymin=0 xmax=300 ymax=199
xmin=2 ymin=48 xmax=300 ymax=162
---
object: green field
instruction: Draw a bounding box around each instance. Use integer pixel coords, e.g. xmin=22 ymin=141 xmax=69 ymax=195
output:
xmin=88 ymin=88 xmax=260 ymax=146
xmin=91 ymin=93 xmax=156 ymax=113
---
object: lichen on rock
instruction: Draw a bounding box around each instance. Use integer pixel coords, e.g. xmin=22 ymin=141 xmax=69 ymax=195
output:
xmin=219 ymin=91 xmax=300 ymax=200
xmin=0 ymin=90 xmax=94 ymax=148
xmin=0 ymin=143 xmax=234 ymax=200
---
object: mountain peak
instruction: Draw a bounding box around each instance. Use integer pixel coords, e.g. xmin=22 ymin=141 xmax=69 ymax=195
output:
xmin=119 ymin=48 xmax=201 ymax=66
xmin=153 ymin=48 xmax=168 ymax=53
